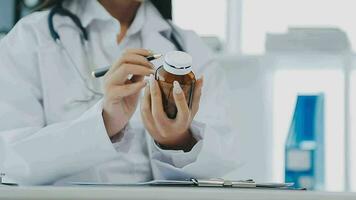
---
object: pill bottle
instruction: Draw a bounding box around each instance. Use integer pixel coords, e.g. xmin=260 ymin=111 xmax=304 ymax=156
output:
xmin=155 ymin=51 xmax=196 ymax=119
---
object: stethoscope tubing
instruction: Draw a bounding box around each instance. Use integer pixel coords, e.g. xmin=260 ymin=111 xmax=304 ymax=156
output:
xmin=47 ymin=4 xmax=186 ymax=101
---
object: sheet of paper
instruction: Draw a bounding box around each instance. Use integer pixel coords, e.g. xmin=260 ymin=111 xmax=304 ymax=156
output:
xmin=70 ymin=180 xmax=194 ymax=186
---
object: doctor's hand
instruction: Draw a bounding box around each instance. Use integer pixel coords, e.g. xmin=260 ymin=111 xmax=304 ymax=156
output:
xmin=141 ymin=75 xmax=204 ymax=152
xmin=102 ymin=49 xmax=154 ymax=138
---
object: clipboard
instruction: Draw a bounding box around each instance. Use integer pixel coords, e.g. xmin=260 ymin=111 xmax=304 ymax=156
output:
xmin=0 ymin=173 xmax=18 ymax=186
xmin=0 ymin=172 xmax=306 ymax=190
xmin=71 ymin=178 xmax=306 ymax=190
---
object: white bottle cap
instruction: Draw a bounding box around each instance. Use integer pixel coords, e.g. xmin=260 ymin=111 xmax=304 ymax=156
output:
xmin=163 ymin=51 xmax=193 ymax=75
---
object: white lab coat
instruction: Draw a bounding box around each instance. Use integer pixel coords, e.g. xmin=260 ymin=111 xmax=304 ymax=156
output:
xmin=0 ymin=0 xmax=238 ymax=185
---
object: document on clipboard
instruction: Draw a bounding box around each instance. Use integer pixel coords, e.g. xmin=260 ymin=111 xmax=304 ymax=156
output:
xmin=0 ymin=171 xmax=305 ymax=190
xmin=70 ymin=178 xmax=306 ymax=190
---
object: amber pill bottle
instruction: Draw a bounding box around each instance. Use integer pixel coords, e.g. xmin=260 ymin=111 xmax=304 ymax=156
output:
xmin=155 ymin=51 xmax=196 ymax=119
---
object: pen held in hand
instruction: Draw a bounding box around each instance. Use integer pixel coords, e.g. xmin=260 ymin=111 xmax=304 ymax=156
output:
xmin=91 ymin=54 xmax=162 ymax=78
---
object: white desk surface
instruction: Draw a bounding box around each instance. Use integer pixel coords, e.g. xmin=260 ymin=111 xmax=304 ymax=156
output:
xmin=0 ymin=186 xmax=355 ymax=200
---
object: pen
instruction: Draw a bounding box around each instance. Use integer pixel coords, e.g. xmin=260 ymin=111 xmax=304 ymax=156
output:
xmin=91 ymin=54 xmax=162 ymax=78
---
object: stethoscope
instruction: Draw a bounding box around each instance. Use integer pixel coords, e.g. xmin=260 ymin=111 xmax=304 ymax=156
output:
xmin=48 ymin=2 xmax=185 ymax=106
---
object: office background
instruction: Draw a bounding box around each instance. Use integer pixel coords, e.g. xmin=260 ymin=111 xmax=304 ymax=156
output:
xmin=1 ymin=0 xmax=356 ymax=192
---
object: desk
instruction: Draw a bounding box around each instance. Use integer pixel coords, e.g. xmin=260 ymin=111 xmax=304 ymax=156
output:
xmin=0 ymin=186 xmax=355 ymax=200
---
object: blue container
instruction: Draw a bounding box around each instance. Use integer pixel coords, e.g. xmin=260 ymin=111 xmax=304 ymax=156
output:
xmin=285 ymin=94 xmax=324 ymax=190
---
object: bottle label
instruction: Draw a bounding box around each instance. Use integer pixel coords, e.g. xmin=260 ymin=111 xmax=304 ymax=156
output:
xmin=158 ymin=81 xmax=194 ymax=119
xmin=286 ymin=149 xmax=311 ymax=171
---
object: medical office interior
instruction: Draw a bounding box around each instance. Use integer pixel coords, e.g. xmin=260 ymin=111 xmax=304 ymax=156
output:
xmin=1 ymin=0 xmax=356 ymax=194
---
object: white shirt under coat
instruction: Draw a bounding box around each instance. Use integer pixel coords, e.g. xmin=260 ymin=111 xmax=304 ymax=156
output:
xmin=0 ymin=0 xmax=238 ymax=185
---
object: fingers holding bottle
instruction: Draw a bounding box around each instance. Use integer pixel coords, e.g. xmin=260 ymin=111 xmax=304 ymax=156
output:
xmin=102 ymin=48 xmax=157 ymax=138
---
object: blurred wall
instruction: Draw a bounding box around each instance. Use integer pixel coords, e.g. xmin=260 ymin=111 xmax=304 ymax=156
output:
xmin=0 ymin=0 xmax=15 ymax=33
xmin=218 ymin=55 xmax=274 ymax=182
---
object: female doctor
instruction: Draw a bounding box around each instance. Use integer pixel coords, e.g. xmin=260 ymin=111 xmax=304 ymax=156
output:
xmin=0 ymin=0 xmax=237 ymax=185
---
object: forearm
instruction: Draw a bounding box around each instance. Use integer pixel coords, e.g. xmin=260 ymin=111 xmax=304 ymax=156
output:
xmin=1 ymin=100 xmax=117 ymax=185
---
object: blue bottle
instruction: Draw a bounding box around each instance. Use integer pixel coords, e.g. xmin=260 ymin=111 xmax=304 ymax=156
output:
xmin=285 ymin=94 xmax=325 ymax=190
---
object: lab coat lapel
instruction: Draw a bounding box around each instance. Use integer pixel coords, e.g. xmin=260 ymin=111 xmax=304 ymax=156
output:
xmin=58 ymin=26 xmax=91 ymax=79
xmin=141 ymin=31 xmax=176 ymax=57
xmin=140 ymin=1 xmax=176 ymax=55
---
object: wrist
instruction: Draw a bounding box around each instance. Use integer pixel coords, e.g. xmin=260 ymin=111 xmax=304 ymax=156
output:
xmin=157 ymin=130 xmax=197 ymax=152
xmin=102 ymin=109 xmax=128 ymax=138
